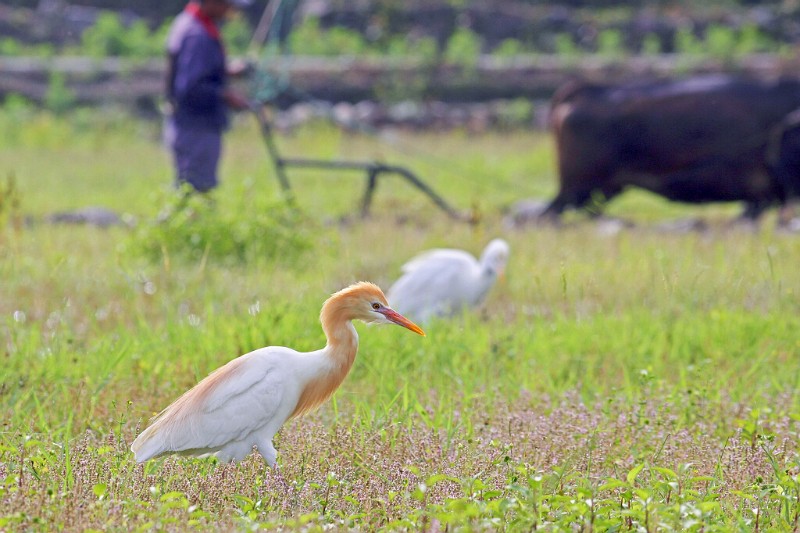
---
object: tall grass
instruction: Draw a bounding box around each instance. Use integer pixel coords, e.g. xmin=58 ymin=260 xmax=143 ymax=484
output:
xmin=2 ymin=108 xmax=799 ymax=530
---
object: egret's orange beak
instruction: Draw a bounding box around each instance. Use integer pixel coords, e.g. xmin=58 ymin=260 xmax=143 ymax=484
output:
xmin=380 ymin=308 xmax=426 ymax=336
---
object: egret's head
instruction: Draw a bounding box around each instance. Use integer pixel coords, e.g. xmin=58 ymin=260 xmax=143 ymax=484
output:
xmin=481 ymin=238 xmax=511 ymax=277
xmin=323 ymin=282 xmax=425 ymax=335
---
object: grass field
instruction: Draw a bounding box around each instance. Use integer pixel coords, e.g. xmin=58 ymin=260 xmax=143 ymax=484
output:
xmin=2 ymin=107 xmax=800 ymax=531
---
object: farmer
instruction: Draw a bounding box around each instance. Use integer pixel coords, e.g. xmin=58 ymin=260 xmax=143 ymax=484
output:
xmin=164 ymin=0 xmax=252 ymax=193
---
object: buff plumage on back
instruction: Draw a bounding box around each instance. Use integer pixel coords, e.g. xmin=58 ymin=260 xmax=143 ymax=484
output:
xmin=130 ymin=357 xmax=254 ymax=462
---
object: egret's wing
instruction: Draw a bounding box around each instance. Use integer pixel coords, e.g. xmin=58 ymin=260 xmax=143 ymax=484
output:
xmin=131 ymin=347 xmax=293 ymax=462
xmin=388 ymin=249 xmax=479 ymax=319
xmin=399 ymin=249 xmax=475 ymax=274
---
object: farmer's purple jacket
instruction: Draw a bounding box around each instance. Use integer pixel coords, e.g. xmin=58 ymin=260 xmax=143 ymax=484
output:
xmin=166 ymin=9 xmax=229 ymax=131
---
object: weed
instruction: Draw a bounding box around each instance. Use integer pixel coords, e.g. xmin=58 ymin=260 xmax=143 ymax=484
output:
xmin=0 ymin=172 xmax=21 ymax=235
xmin=127 ymin=183 xmax=314 ymax=266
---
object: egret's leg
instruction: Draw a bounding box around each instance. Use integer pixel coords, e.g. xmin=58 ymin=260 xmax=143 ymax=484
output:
xmin=256 ymin=439 xmax=278 ymax=467
xmin=256 ymin=439 xmax=289 ymax=490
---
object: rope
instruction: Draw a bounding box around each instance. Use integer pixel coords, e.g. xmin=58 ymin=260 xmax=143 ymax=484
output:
xmin=245 ymin=0 xmax=509 ymax=192
xmin=250 ymin=65 xmax=291 ymax=103
xmin=248 ymin=0 xmax=296 ymax=103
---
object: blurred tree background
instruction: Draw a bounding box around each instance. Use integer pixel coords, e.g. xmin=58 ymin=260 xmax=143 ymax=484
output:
xmin=2 ymin=0 xmax=799 ymax=111
xmin=2 ymin=0 xmax=798 ymax=57
xmin=2 ymin=0 xmax=791 ymax=23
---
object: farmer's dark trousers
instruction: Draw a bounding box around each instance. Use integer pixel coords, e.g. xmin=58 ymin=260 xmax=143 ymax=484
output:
xmin=165 ymin=119 xmax=222 ymax=193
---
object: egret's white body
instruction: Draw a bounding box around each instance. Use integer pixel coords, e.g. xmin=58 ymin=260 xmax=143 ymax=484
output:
xmin=131 ymin=282 xmax=424 ymax=467
xmin=387 ymin=238 xmax=510 ymax=324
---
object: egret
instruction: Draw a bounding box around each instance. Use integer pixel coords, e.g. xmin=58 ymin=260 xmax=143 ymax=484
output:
xmin=131 ymin=282 xmax=425 ymax=467
xmin=387 ymin=238 xmax=510 ymax=324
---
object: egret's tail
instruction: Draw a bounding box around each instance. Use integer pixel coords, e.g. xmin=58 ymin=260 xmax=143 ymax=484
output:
xmin=130 ymin=427 xmax=162 ymax=463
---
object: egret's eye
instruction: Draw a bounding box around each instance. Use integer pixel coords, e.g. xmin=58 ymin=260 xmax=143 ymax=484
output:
xmin=372 ymin=302 xmax=381 ymax=310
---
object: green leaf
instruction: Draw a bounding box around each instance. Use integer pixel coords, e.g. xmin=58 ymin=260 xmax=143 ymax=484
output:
xmin=92 ymin=483 xmax=108 ymax=499
xmin=626 ymin=463 xmax=645 ymax=486
xmin=599 ymin=479 xmax=629 ymax=491
xmin=652 ymin=466 xmax=677 ymax=480
xmin=411 ymin=483 xmax=427 ymax=501
xmin=159 ymin=491 xmax=186 ymax=502
xmin=425 ymin=474 xmax=460 ymax=487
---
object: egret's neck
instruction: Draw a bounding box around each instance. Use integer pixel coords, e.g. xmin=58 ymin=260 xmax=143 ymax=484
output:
xmin=319 ymin=294 xmax=361 ymax=364
xmin=322 ymin=318 xmax=359 ymax=368
xmin=290 ymin=303 xmax=360 ymax=419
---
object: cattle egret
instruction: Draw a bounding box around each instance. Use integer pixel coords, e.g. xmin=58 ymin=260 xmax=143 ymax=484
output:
xmin=131 ymin=282 xmax=424 ymax=467
xmin=387 ymin=238 xmax=510 ymax=323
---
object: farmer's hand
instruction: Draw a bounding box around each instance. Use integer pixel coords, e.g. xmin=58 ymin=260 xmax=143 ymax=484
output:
xmin=223 ymin=88 xmax=250 ymax=111
xmin=227 ymin=58 xmax=254 ymax=78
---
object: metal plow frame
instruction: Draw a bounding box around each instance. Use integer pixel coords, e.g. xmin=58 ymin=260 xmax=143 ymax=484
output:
xmin=251 ymin=104 xmax=464 ymax=220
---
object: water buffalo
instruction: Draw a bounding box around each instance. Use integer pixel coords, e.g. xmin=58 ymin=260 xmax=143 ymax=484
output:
xmin=542 ymin=75 xmax=800 ymax=221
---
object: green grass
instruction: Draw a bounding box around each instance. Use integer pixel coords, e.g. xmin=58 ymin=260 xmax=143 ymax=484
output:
xmin=2 ymin=108 xmax=800 ymax=530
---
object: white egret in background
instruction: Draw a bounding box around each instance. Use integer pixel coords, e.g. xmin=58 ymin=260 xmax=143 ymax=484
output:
xmin=131 ymin=282 xmax=425 ymax=467
xmin=387 ymin=238 xmax=510 ymax=324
